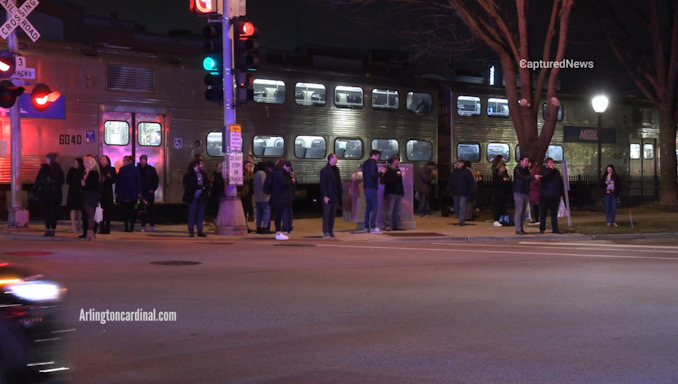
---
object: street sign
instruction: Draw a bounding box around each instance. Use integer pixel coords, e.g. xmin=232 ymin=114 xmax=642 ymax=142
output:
xmin=228 ymin=152 xmax=243 ymax=185
xmin=0 ymin=0 xmax=41 ymax=42
xmin=12 ymin=68 xmax=34 ymax=79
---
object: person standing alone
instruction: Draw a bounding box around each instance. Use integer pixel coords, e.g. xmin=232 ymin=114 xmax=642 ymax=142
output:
xmin=513 ymin=156 xmax=541 ymax=235
xmin=319 ymin=153 xmax=342 ymax=238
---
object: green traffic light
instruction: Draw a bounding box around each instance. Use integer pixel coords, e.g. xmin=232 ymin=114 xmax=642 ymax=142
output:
xmin=203 ymin=57 xmax=218 ymax=71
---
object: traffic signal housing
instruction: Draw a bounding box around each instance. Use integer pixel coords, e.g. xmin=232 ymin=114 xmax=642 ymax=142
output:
xmin=30 ymin=83 xmax=60 ymax=112
xmin=202 ymin=24 xmax=224 ymax=102
xmin=233 ymin=19 xmax=259 ymax=104
xmin=0 ymin=80 xmax=24 ymax=108
xmin=0 ymin=50 xmax=16 ymax=79
xmin=190 ymin=0 xmax=221 ymax=15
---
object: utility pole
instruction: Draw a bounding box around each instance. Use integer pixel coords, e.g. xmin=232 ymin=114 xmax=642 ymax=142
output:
xmin=6 ymin=17 xmax=26 ymax=227
xmin=214 ymin=0 xmax=247 ymax=235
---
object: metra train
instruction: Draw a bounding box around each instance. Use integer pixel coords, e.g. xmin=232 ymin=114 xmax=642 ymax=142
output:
xmin=0 ymin=35 xmax=661 ymax=213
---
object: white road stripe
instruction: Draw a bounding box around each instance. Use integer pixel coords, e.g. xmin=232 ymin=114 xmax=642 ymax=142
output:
xmin=316 ymin=244 xmax=678 ymax=261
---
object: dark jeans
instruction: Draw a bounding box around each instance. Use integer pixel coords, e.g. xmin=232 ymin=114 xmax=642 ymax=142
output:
xmin=604 ymin=194 xmax=617 ymax=224
xmin=273 ymin=204 xmax=291 ymax=232
xmin=539 ymin=196 xmax=560 ymax=233
xmin=41 ymin=198 xmax=60 ymax=230
xmin=492 ymin=195 xmax=508 ymax=221
xmin=187 ymin=199 xmax=206 ymax=234
xmin=363 ymin=189 xmax=378 ymax=229
xmin=139 ymin=192 xmax=155 ymax=226
xmin=322 ymin=200 xmax=338 ymax=234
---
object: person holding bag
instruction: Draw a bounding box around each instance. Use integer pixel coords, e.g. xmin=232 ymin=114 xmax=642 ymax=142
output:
xmin=81 ymin=155 xmax=100 ymax=241
xmin=601 ymin=164 xmax=621 ymax=227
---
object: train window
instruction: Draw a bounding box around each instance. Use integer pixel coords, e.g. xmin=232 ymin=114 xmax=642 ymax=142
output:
xmin=486 ymin=143 xmax=510 ymax=162
xmin=372 ymin=89 xmax=399 ymax=111
xmin=295 ymin=82 xmax=326 ymax=107
xmin=515 ymin=145 xmax=564 ymax=162
xmin=253 ymin=135 xmax=285 ymax=157
xmin=206 ymin=132 xmax=224 ymax=157
xmin=457 ymin=143 xmax=480 ymax=162
xmin=630 ymin=144 xmax=641 ymax=159
xmin=644 ymin=144 xmax=654 ymax=160
xmin=253 ymin=79 xmax=286 ymax=104
xmin=542 ymin=102 xmax=564 ymax=121
xmin=457 ymin=96 xmax=481 ymax=117
xmin=104 ymin=120 xmax=129 ymax=145
xmin=138 ymin=122 xmax=161 ymax=147
xmin=406 ymin=92 xmax=432 ymax=114
xmin=372 ymin=139 xmax=399 ymax=161
xmin=406 ymin=140 xmax=432 ymax=161
xmin=294 ymin=135 xmax=326 ymax=159
xmin=335 ymin=138 xmax=363 ymax=159
xmin=487 ymin=98 xmax=510 ymax=117
xmin=335 ymin=85 xmax=363 ymax=109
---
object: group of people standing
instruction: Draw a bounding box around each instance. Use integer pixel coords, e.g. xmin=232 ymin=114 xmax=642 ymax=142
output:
xmin=35 ymin=152 xmax=159 ymax=239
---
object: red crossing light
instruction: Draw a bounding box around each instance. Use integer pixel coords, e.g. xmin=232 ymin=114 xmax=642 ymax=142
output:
xmin=190 ymin=0 xmax=221 ymax=15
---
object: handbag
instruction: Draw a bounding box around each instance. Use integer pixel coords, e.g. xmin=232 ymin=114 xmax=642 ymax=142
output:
xmin=28 ymin=185 xmax=41 ymax=202
xmin=557 ymin=199 xmax=568 ymax=218
xmin=94 ymin=203 xmax=104 ymax=223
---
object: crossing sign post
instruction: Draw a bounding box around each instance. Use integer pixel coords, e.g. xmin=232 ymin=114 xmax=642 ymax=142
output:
xmin=0 ymin=0 xmax=40 ymax=42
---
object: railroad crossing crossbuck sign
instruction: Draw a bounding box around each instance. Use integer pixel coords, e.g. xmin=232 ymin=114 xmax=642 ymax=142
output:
xmin=0 ymin=0 xmax=41 ymax=42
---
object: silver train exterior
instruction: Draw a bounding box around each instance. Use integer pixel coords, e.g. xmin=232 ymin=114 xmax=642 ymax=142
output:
xmin=439 ymin=82 xmax=659 ymax=185
xmin=0 ymin=38 xmax=439 ymax=211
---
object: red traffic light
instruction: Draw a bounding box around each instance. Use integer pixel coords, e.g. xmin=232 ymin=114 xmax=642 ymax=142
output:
xmin=0 ymin=50 xmax=16 ymax=79
xmin=31 ymin=84 xmax=61 ymax=112
xmin=234 ymin=20 xmax=257 ymax=39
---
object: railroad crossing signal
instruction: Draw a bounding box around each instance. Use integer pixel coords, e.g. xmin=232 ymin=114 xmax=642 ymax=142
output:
xmin=0 ymin=0 xmax=41 ymax=42
xmin=0 ymin=80 xmax=24 ymax=108
xmin=30 ymin=83 xmax=60 ymax=112
xmin=0 ymin=50 xmax=15 ymax=78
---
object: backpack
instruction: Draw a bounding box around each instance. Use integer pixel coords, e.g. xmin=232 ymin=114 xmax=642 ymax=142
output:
xmin=263 ymin=172 xmax=273 ymax=195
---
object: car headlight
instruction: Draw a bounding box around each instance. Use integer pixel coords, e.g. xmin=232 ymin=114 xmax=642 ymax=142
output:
xmin=2 ymin=280 xmax=64 ymax=302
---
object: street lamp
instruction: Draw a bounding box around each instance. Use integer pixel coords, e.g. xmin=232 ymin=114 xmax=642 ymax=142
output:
xmin=591 ymin=95 xmax=609 ymax=178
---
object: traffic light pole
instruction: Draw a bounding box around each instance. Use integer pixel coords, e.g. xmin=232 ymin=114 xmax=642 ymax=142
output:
xmin=214 ymin=1 xmax=247 ymax=235
xmin=6 ymin=18 xmax=27 ymax=227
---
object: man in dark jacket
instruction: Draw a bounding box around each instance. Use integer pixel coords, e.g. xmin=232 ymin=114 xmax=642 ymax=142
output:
xmin=513 ymin=155 xmax=541 ymax=235
xmin=382 ymin=155 xmax=405 ymax=231
xmin=447 ymin=159 xmax=475 ymax=226
xmin=539 ymin=157 xmax=564 ymax=234
xmin=414 ymin=161 xmax=436 ymax=217
xmin=138 ymin=154 xmax=160 ymax=232
xmin=361 ymin=149 xmax=382 ymax=233
xmin=35 ymin=152 xmax=65 ymax=236
xmin=319 ymin=153 xmax=342 ymax=238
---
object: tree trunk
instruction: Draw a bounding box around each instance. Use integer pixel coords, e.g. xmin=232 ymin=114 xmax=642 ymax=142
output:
xmin=657 ymin=110 xmax=678 ymax=205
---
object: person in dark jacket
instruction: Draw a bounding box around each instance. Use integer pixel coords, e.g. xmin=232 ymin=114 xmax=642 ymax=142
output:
xmin=382 ymin=154 xmax=405 ymax=231
xmin=66 ymin=157 xmax=84 ymax=234
xmin=34 ymin=152 xmax=65 ymax=236
xmin=513 ymin=156 xmax=541 ymax=235
xmin=414 ymin=161 xmax=436 ymax=217
xmin=601 ymin=164 xmax=622 ymax=227
xmin=270 ymin=160 xmax=295 ymax=240
xmin=492 ymin=163 xmax=512 ymax=227
xmin=319 ymin=153 xmax=343 ymax=238
xmin=137 ymin=154 xmax=160 ymax=232
xmin=80 ymin=155 xmax=100 ymax=241
xmin=361 ymin=149 xmax=382 ymax=233
xmin=447 ymin=159 xmax=475 ymax=226
xmin=183 ymin=159 xmax=210 ymax=237
xmin=210 ymin=162 xmax=225 ymax=214
xmin=99 ymin=155 xmax=117 ymax=234
xmin=115 ymin=155 xmax=141 ymax=232
xmin=539 ymin=158 xmax=564 ymax=234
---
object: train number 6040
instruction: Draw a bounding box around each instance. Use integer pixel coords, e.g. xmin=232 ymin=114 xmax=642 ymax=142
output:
xmin=59 ymin=134 xmax=82 ymax=145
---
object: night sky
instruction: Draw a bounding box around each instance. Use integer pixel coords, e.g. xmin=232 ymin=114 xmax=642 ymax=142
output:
xmin=63 ymin=0 xmax=400 ymax=52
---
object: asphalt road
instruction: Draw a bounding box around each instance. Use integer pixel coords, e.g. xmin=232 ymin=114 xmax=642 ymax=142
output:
xmin=2 ymin=236 xmax=678 ymax=383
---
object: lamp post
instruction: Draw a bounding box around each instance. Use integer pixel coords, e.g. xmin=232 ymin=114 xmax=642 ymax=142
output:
xmin=591 ymin=95 xmax=609 ymax=178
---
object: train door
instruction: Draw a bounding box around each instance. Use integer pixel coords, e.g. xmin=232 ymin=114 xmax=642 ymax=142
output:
xmin=101 ymin=111 xmax=166 ymax=202
xmin=629 ymin=138 xmax=656 ymax=198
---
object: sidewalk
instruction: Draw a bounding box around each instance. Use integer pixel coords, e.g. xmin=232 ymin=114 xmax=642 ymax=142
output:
xmin=2 ymin=211 xmax=677 ymax=242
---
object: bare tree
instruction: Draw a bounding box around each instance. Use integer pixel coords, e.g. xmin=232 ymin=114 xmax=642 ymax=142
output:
xmin=323 ymin=0 xmax=574 ymax=162
xmin=586 ymin=0 xmax=678 ymax=205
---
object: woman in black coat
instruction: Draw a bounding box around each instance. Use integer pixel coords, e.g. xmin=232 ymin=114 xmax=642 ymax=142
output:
xmin=34 ymin=152 xmax=65 ymax=236
xmin=270 ymin=160 xmax=295 ymax=240
xmin=66 ymin=157 xmax=84 ymax=233
xmin=99 ymin=155 xmax=117 ymax=234
xmin=81 ymin=156 xmax=100 ymax=240
xmin=183 ymin=159 xmax=210 ymax=237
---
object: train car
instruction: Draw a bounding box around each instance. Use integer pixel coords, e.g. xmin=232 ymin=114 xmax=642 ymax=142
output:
xmin=0 ymin=37 xmax=438 ymax=213
xmin=437 ymin=81 xmax=660 ymax=203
